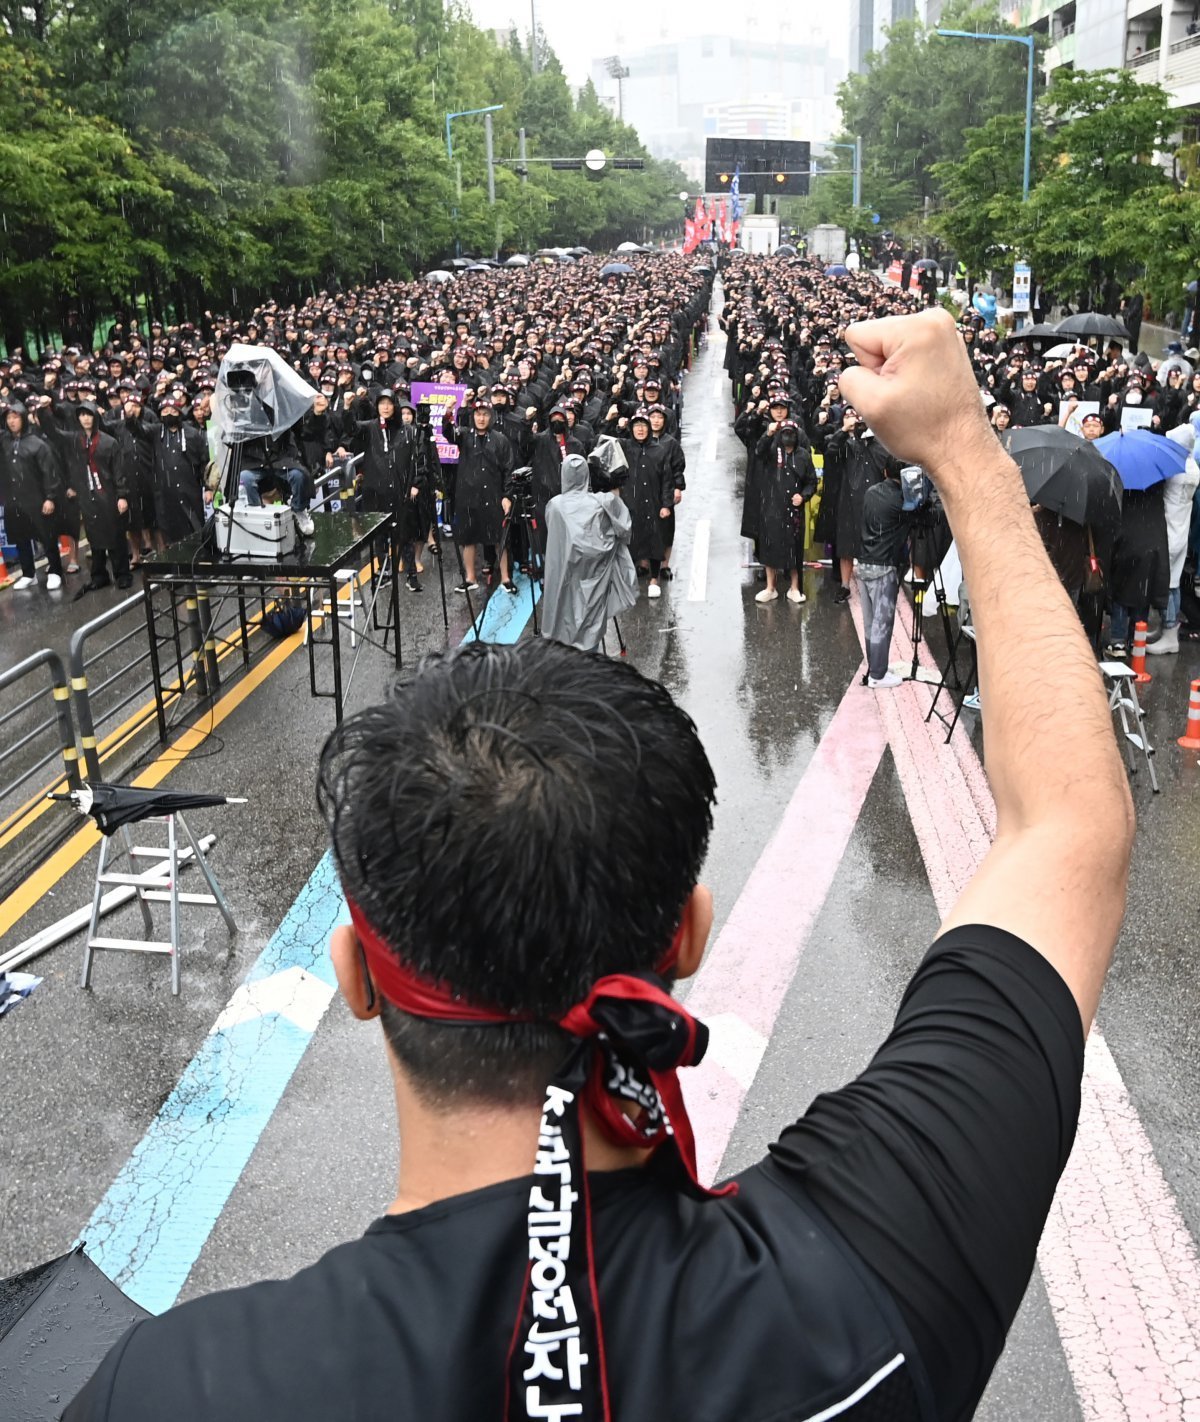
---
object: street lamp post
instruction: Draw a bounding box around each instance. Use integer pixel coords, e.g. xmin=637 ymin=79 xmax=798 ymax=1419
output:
xmin=936 ymin=29 xmax=1035 ymax=200
xmin=444 ymin=105 xmax=505 ymax=258
xmin=603 ymin=56 xmax=630 ymax=120
xmin=822 ymin=140 xmax=862 ymax=208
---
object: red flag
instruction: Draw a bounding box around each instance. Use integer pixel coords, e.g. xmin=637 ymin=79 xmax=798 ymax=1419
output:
xmin=683 ymin=216 xmax=697 ymax=253
xmin=716 ymin=198 xmax=728 ymax=242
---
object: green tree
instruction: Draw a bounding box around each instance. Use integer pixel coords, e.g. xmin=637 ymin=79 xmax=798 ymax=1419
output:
xmin=839 ymin=0 xmax=1032 ymax=224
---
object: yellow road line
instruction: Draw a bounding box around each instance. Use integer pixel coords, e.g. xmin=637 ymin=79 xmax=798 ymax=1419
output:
xmin=0 ymin=564 xmax=376 ymax=942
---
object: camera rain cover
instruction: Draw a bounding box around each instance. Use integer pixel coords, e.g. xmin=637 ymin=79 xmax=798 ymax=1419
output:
xmin=212 ymin=343 xmax=317 ymax=445
xmin=588 ymin=435 xmax=628 ymax=481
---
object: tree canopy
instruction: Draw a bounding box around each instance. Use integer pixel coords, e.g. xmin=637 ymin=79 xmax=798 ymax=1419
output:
xmin=0 ymin=0 xmax=687 ymax=351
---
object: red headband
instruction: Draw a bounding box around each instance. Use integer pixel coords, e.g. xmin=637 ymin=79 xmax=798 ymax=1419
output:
xmin=348 ymin=896 xmax=685 ymax=1025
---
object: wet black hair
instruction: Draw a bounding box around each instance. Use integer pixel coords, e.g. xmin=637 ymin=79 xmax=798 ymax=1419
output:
xmin=317 ymin=640 xmax=716 ymax=1104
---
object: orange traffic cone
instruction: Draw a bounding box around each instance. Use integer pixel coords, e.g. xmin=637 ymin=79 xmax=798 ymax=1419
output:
xmin=1130 ymin=621 xmax=1152 ymax=685
xmin=1179 ymin=680 xmax=1200 ymax=750
xmin=0 ymin=546 xmax=11 ymax=586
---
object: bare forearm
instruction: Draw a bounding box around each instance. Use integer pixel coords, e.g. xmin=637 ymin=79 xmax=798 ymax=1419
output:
xmin=937 ymin=438 xmax=1132 ymax=838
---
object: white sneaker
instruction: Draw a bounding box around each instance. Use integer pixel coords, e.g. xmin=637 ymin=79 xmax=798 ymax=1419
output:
xmin=755 ymin=587 xmax=778 ymax=603
xmin=295 ymin=510 xmax=315 ymax=537
xmin=786 ymin=588 xmax=806 ymax=604
xmin=647 ymin=581 xmax=662 ymax=599
xmin=867 ymin=672 xmax=904 ymax=689
xmin=46 ymin=573 xmax=63 ymax=591
xmin=12 ymin=575 xmax=36 ymax=590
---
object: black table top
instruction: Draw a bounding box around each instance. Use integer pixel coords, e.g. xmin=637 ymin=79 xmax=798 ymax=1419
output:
xmin=143 ymin=512 xmax=391 ymax=580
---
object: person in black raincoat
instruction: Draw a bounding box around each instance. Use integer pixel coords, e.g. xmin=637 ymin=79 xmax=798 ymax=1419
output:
xmin=146 ymin=396 xmax=208 ymax=543
xmin=34 ymin=399 xmax=132 ymax=590
xmin=753 ymin=419 xmax=818 ymax=603
xmin=648 ymin=403 xmax=685 ymax=579
xmin=0 ymin=400 xmax=65 ymax=590
xmin=525 ymin=406 xmax=584 ymax=534
xmin=1104 ymin=483 xmax=1170 ymax=656
xmin=735 ymin=391 xmax=790 ymax=554
xmin=617 ymin=410 xmax=673 ymax=600
xmin=824 ymin=411 xmax=892 ymax=604
xmin=442 ymin=395 xmax=516 ymax=592
xmin=107 ymin=388 xmax=159 ymax=566
xmin=350 ymin=388 xmax=413 ymax=514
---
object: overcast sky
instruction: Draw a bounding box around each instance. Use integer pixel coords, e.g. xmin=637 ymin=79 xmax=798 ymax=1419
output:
xmin=464 ymin=0 xmax=850 ymax=88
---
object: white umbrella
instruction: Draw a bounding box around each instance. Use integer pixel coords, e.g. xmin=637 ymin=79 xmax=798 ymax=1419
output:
xmin=424 ymin=269 xmax=455 ymax=284
xmin=615 ymin=241 xmax=641 ymax=253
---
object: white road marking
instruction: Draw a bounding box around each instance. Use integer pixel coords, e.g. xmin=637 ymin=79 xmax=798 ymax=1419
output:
xmin=211 ymin=965 xmax=336 ymax=1035
xmin=687 ymin=519 xmax=711 ymax=602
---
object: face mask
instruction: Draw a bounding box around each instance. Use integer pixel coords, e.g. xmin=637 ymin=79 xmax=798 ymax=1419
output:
xmin=1126 ymin=391 xmax=1142 ymax=405
xmin=163 ymin=413 xmax=182 ymax=426
xmin=550 ymin=420 xmax=566 ymax=434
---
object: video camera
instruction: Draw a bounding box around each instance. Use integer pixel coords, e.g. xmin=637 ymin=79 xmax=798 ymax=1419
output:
xmin=587 ymin=436 xmax=629 ymax=494
xmin=900 ymin=464 xmax=942 ymax=517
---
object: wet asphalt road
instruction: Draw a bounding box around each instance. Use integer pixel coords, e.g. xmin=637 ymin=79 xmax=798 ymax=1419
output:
xmin=2 ymin=287 xmax=1199 ymax=1420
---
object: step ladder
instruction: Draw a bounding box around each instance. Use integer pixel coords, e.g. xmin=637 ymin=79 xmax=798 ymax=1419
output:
xmin=81 ymin=811 xmax=237 ymax=995
xmin=1099 ymin=660 xmax=1159 ymax=793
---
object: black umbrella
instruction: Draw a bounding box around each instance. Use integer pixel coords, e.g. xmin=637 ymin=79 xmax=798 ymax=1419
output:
xmin=1001 ymin=425 xmax=1124 ymax=536
xmin=913 ymin=258 xmax=940 ymax=271
xmin=0 ymin=1247 xmax=149 ymax=1420
xmin=1055 ymin=312 xmax=1129 ymax=339
xmin=774 ymin=243 xmax=798 ymax=256
xmin=1004 ymin=322 xmax=1061 ymax=343
xmin=51 ymin=782 xmax=246 ymax=835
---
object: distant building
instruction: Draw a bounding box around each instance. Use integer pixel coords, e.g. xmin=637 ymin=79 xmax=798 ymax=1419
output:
xmin=1003 ymin=0 xmax=1200 ymax=110
xmin=589 ymin=32 xmax=844 ymax=167
xmin=850 ymin=0 xmax=920 ymax=72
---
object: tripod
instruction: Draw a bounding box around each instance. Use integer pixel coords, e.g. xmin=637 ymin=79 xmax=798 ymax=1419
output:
xmin=489 ymin=475 xmax=544 ymax=638
xmin=901 ymin=517 xmax=960 ymax=686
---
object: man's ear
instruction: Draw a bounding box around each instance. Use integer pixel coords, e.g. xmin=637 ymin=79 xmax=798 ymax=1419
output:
xmin=331 ymin=924 xmax=381 ymax=1021
xmin=675 ymin=884 xmax=713 ymax=981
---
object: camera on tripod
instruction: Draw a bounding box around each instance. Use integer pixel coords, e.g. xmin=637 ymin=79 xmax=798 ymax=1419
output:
xmin=587 ymin=436 xmax=629 ymax=494
xmin=900 ymin=464 xmax=942 ymax=517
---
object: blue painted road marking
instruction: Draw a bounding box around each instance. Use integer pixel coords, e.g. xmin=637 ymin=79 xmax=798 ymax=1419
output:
xmin=79 ymin=575 xmax=536 ymax=1312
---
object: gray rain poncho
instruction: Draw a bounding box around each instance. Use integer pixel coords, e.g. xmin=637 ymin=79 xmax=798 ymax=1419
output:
xmin=541 ymin=454 xmax=638 ymax=652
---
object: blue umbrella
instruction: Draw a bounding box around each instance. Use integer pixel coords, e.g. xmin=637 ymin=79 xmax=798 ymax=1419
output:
xmin=824 ymin=263 xmax=849 ymax=277
xmin=1093 ymin=429 xmax=1190 ymax=491
xmin=600 ymin=262 xmax=633 ymax=276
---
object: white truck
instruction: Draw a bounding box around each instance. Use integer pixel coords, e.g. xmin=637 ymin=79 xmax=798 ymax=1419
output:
xmin=738 ymin=215 xmax=781 ymax=255
xmin=806 ymin=224 xmax=847 ymax=265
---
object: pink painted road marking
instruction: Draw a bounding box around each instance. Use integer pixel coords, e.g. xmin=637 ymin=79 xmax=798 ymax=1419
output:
xmin=866 ymin=589 xmax=1200 ymax=1422
xmin=679 ymin=663 xmax=889 ymax=1184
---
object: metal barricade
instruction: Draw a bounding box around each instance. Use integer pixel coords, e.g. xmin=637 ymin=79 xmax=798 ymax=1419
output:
xmin=0 ymin=649 xmax=82 ymax=827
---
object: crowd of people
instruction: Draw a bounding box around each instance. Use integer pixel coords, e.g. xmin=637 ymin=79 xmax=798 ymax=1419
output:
xmin=720 ymin=249 xmax=1200 ymax=671
xmin=4 ymin=245 xmax=1200 ymax=671
xmin=0 ymin=254 xmax=711 ymax=604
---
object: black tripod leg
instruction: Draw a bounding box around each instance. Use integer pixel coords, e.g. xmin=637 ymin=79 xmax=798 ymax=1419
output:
xmin=611 ymin=615 xmax=627 ymax=656
xmin=431 ymin=512 xmax=449 ymax=632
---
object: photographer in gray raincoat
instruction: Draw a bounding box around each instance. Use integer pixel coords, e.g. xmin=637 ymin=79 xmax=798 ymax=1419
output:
xmin=541 ymin=452 xmax=637 ymax=653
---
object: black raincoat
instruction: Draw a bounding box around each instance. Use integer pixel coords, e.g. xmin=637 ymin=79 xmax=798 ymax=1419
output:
xmin=754 ymin=431 xmax=819 ymax=571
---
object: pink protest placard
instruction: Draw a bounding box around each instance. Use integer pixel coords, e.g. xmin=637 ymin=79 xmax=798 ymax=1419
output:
xmin=411 ymin=381 xmax=470 ymax=464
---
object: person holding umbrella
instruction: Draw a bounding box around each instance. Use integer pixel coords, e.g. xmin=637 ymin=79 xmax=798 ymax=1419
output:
xmin=1001 ymin=423 xmax=1123 ymax=653
xmin=1093 ymin=429 xmax=1181 ymax=656
xmin=1148 ymin=418 xmax=1200 ymax=654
